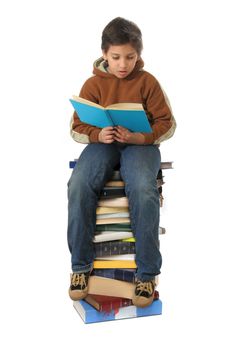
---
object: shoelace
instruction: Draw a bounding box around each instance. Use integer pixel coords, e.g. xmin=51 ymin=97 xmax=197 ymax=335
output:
xmin=71 ymin=273 xmax=87 ymax=288
xmin=136 ymin=280 xmax=154 ymax=295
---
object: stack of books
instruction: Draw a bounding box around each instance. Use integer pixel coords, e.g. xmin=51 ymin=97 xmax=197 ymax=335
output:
xmin=69 ymin=160 xmax=172 ymax=323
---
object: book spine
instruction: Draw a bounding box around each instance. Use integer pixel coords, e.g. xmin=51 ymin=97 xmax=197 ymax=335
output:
xmin=96 ymin=223 xmax=132 ymax=232
xmin=97 ymin=290 xmax=160 ymax=313
xmin=110 ymin=171 xmax=121 ymax=181
xmin=100 ymin=187 xmax=126 ymax=198
xmin=93 ymin=260 xmax=137 ymax=268
xmin=94 ymin=241 xmax=135 ymax=257
xmin=99 ymin=299 xmax=133 ymax=313
xmin=105 ymin=109 xmax=114 ymax=126
xmin=91 ymin=268 xmax=136 ymax=283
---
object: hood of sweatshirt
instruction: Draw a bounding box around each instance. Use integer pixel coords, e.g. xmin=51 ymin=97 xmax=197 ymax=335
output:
xmin=93 ymin=57 xmax=145 ymax=80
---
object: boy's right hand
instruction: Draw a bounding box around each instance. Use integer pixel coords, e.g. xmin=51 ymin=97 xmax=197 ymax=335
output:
xmin=98 ymin=127 xmax=115 ymax=144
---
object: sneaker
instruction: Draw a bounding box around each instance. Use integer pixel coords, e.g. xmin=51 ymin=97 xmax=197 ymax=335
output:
xmin=132 ymin=279 xmax=156 ymax=308
xmin=68 ymin=271 xmax=91 ymax=301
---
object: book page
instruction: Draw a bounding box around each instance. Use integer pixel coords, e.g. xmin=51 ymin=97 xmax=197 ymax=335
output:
xmin=107 ymin=103 xmax=143 ymax=110
xmin=72 ymin=95 xmax=104 ymax=109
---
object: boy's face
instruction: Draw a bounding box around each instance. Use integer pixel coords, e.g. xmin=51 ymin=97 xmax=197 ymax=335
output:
xmin=103 ymin=44 xmax=139 ymax=79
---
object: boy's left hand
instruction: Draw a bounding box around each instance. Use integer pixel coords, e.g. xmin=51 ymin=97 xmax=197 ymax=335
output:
xmin=113 ymin=126 xmax=145 ymax=144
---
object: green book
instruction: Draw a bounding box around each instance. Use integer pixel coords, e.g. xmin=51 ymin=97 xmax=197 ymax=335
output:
xmin=70 ymin=96 xmax=152 ymax=132
xmin=95 ymin=223 xmax=132 ymax=232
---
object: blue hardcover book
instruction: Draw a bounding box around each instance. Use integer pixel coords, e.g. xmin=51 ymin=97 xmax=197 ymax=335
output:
xmin=91 ymin=268 xmax=136 ymax=282
xmin=70 ymin=96 xmax=152 ymax=133
xmin=73 ymin=299 xmax=162 ymax=323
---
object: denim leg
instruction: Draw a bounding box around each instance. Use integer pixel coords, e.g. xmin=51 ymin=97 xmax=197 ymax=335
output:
xmin=120 ymin=145 xmax=162 ymax=281
xmin=67 ymin=144 xmax=120 ymax=273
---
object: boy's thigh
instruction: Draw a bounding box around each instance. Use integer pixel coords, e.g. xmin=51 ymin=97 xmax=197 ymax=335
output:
xmin=79 ymin=143 xmax=120 ymax=166
xmin=72 ymin=143 xmax=120 ymax=180
xmin=120 ymin=145 xmax=161 ymax=177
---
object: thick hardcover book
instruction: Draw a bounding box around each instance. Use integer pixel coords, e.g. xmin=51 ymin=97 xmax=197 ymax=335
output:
xmin=94 ymin=240 xmax=135 ymax=257
xmin=91 ymin=268 xmax=136 ymax=282
xmin=85 ymin=290 xmax=159 ymax=312
xmin=70 ymin=96 xmax=152 ymax=132
xmin=85 ymin=294 xmax=133 ymax=312
xmin=88 ymin=276 xmax=135 ymax=298
xmin=73 ymin=299 xmax=162 ymax=323
xmin=87 ymin=276 xmax=159 ymax=298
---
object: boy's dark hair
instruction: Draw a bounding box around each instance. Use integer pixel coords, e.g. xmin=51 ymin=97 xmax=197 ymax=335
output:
xmin=101 ymin=17 xmax=143 ymax=55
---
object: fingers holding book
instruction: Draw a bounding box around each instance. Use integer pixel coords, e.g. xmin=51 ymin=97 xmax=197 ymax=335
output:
xmin=113 ymin=126 xmax=145 ymax=145
xmin=98 ymin=127 xmax=115 ymax=143
xmin=98 ymin=126 xmax=145 ymax=145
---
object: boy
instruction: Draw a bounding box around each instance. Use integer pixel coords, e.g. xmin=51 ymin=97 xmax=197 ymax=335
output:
xmin=68 ymin=17 xmax=176 ymax=307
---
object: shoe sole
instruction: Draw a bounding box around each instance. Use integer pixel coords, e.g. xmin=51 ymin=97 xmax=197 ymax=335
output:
xmin=132 ymin=295 xmax=154 ymax=308
xmin=68 ymin=287 xmax=88 ymax=301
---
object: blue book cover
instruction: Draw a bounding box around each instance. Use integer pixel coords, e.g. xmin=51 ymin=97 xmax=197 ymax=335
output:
xmin=73 ymin=299 xmax=162 ymax=323
xmin=70 ymin=96 xmax=152 ymax=133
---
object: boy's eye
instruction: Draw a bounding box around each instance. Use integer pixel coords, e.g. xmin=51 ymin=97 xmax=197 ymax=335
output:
xmin=111 ymin=56 xmax=135 ymax=60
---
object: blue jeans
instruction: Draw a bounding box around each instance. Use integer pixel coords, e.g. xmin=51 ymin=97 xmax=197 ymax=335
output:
xmin=67 ymin=143 xmax=162 ymax=281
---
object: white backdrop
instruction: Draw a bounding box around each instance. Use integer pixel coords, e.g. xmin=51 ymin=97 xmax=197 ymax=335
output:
xmin=1 ymin=0 xmax=233 ymax=348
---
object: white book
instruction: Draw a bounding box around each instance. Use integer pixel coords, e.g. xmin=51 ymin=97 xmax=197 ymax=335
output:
xmin=93 ymin=227 xmax=165 ymax=243
xmin=93 ymin=231 xmax=133 ymax=243
xmin=95 ymin=254 xmax=135 ymax=260
xmin=98 ymin=197 xmax=129 ymax=208
xmin=96 ymin=212 xmax=130 ymax=220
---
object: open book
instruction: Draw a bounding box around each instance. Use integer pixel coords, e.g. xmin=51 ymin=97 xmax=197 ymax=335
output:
xmin=69 ymin=96 xmax=152 ymax=132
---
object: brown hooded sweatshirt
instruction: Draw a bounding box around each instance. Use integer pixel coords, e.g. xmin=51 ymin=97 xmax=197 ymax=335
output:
xmin=70 ymin=58 xmax=176 ymax=144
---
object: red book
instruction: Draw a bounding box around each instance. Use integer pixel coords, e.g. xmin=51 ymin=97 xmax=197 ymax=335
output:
xmin=85 ymin=291 xmax=159 ymax=314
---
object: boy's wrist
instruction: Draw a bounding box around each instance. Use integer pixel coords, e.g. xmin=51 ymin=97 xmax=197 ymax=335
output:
xmin=133 ymin=133 xmax=145 ymax=144
xmin=90 ymin=129 xmax=101 ymax=143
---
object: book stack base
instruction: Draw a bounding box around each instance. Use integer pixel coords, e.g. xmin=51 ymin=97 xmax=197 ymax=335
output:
xmin=74 ymin=299 xmax=162 ymax=324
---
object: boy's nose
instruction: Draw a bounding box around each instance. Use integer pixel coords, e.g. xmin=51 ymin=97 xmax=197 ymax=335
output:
xmin=119 ymin=59 xmax=127 ymax=68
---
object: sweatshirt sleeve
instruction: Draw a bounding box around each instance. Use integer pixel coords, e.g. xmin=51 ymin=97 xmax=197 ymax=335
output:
xmin=141 ymin=76 xmax=176 ymax=144
xmin=70 ymin=79 xmax=101 ymax=144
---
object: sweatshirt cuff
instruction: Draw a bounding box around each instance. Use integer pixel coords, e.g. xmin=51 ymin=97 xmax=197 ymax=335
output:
xmin=89 ymin=128 xmax=101 ymax=143
xmin=142 ymin=132 xmax=154 ymax=144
